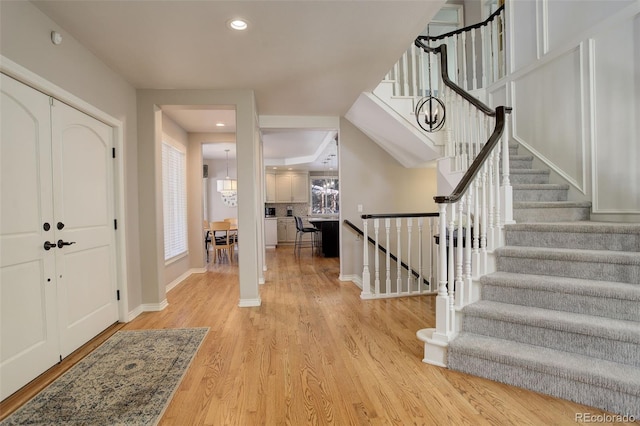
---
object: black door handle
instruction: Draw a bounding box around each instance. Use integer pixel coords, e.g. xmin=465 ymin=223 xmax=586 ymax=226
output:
xmin=44 ymin=241 xmax=57 ymax=250
xmin=57 ymin=240 xmax=76 ymax=249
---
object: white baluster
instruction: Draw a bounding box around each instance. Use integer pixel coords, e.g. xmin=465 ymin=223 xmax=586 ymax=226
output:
xmin=461 ymin=31 xmax=468 ymax=90
xmin=480 ymin=164 xmax=488 ymax=275
xmin=452 ymin=35 xmax=459 ymax=86
xmin=393 ymin=62 xmax=400 ymax=96
xmin=494 ymin=142 xmax=502 ymax=240
xmin=501 ymin=112 xmax=514 ymax=225
xmin=411 ymin=44 xmax=418 ymax=98
xmin=374 ymin=219 xmax=380 ymax=296
xmin=464 ymin=191 xmax=473 ymax=303
xmin=418 ymin=217 xmax=424 ymax=294
xmin=407 ymin=218 xmax=413 ymax=292
xmin=455 ymin=200 xmax=464 ymax=308
xmin=396 ymin=218 xmax=402 ymax=294
xmin=429 ymin=217 xmax=436 ymax=292
xmin=385 ymin=218 xmax=391 ymax=295
xmin=500 ymin=9 xmax=506 ymax=79
xmin=471 ymin=28 xmax=478 ymax=90
xmin=362 ymin=219 xmax=371 ymax=298
xmin=491 ymin=18 xmax=500 ymax=83
xmin=402 ymin=50 xmax=410 ymax=96
xmin=418 ymin=47 xmax=425 ymax=97
xmin=480 ymin=25 xmax=488 ymax=89
xmin=487 ymin=150 xmax=495 ymax=249
xmin=447 ymin=204 xmax=456 ymax=335
xmin=473 ymin=176 xmax=481 ymax=277
xmin=436 ymin=204 xmax=451 ymax=338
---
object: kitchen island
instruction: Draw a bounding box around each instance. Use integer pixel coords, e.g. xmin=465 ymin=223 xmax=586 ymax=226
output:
xmin=308 ymin=217 xmax=339 ymax=257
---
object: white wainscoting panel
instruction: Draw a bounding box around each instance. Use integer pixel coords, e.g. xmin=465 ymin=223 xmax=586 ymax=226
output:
xmin=547 ymin=0 xmax=634 ymax=54
xmin=512 ymin=45 xmax=586 ymax=192
xmin=510 ymin=0 xmax=539 ymax=73
xmin=591 ymin=12 xmax=640 ymax=213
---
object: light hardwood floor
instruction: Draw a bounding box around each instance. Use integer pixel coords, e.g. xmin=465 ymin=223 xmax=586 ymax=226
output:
xmin=1 ymin=247 xmax=633 ymax=425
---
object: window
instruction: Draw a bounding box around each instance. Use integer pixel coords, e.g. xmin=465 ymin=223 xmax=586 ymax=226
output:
xmin=311 ymin=176 xmax=339 ymax=215
xmin=162 ymin=141 xmax=187 ymax=261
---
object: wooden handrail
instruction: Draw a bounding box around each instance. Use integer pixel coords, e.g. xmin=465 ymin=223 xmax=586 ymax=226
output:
xmin=435 ymin=105 xmax=511 ymax=204
xmin=414 ymin=40 xmax=495 ymax=116
xmin=416 ymin=5 xmax=504 ymax=42
xmin=361 ymin=212 xmax=439 ymax=220
xmin=343 ymin=219 xmax=431 ymax=286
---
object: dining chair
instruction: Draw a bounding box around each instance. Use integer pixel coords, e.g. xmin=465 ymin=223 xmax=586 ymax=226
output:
xmin=203 ymin=220 xmax=212 ymax=262
xmin=224 ymin=217 xmax=238 ymax=245
xmin=209 ymin=221 xmax=235 ymax=263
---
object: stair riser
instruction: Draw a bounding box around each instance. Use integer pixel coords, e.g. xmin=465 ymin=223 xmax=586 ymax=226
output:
xmin=513 ymin=189 xmax=568 ymax=202
xmin=510 ymin=173 xmax=550 ymax=184
xmin=481 ymin=285 xmax=640 ymax=322
xmin=497 ymin=256 xmax=639 ymax=284
xmin=509 ymin=146 xmax=518 ymax=156
xmin=506 ymin=230 xmax=640 ymax=251
xmin=513 ymin=207 xmax=590 ymax=222
xmin=447 ymin=354 xmax=640 ymax=419
xmin=509 ymin=159 xmax=533 ymax=169
xmin=462 ymin=316 xmax=640 ymax=367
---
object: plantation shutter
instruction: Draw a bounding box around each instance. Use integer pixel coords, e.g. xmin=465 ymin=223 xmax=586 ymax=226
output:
xmin=162 ymin=142 xmax=187 ymax=261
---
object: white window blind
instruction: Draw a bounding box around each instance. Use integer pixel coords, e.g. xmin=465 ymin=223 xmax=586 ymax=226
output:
xmin=162 ymin=141 xmax=187 ymax=261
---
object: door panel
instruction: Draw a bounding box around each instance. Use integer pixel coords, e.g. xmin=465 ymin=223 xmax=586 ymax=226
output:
xmin=0 ymin=75 xmax=59 ymax=400
xmin=51 ymin=100 xmax=118 ymax=358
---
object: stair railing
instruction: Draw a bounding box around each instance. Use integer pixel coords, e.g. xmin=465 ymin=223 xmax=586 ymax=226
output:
xmin=345 ymin=214 xmax=439 ymax=299
xmin=414 ymin=37 xmax=513 ymax=360
xmin=386 ymin=5 xmax=505 ymax=99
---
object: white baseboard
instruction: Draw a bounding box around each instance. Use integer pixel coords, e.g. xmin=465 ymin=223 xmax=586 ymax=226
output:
xmin=238 ymin=298 xmax=262 ymax=307
xmin=142 ymin=299 xmax=169 ymax=312
xmin=166 ymin=268 xmax=206 ymax=293
xmin=339 ymin=274 xmax=362 ymax=289
xmin=126 ymin=305 xmax=144 ymax=322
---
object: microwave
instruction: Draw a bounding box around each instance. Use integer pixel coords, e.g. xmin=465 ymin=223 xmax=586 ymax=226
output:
xmin=265 ymin=207 xmax=276 ymax=217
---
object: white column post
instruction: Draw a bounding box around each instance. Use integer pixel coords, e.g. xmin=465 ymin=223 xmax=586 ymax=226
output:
xmin=385 ymin=218 xmax=391 ymax=296
xmin=361 ymin=219 xmax=371 ymax=298
xmin=374 ymin=219 xmax=380 ymax=296
xmin=501 ymin=112 xmax=514 ymax=226
xmin=396 ymin=218 xmax=402 ymax=294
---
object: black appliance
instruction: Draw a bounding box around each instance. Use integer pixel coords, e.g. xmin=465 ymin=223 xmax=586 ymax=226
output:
xmin=265 ymin=207 xmax=276 ymax=217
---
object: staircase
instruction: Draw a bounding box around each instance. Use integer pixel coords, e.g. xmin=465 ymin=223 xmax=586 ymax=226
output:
xmin=447 ymin=142 xmax=640 ymax=417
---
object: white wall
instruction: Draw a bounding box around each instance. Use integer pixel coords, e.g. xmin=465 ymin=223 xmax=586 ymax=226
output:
xmin=0 ymin=1 xmax=142 ymax=311
xmin=340 ymin=118 xmax=438 ymax=281
xmin=502 ymin=0 xmax=640 ymax=220
xmin=206 ymin=158 xmax=239 ymax=222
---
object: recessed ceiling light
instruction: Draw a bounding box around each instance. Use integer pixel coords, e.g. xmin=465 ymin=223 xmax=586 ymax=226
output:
xmin=215 ymin=122 xmax=225 ymax=127
xmin=228 ymin=18 xmax=248 ymax=31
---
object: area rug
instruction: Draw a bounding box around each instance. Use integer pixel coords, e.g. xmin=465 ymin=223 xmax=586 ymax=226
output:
xmin=1 ymin=327 xmax=208 ymax=426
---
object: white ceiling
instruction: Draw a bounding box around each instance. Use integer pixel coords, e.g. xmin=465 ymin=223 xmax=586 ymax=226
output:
xmin=32 ymin=0 xmax=444 ymax=168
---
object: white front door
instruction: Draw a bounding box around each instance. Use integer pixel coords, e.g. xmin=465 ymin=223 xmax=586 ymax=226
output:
xmin=0 ymin=75 xmax=118 ymax=399
xmin=51 ymin=100 xmax=118 ymax=358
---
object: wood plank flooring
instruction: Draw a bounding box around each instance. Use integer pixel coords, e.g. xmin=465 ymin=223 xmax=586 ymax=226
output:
xmin=2 ymin=246 xmax=634 ymax=425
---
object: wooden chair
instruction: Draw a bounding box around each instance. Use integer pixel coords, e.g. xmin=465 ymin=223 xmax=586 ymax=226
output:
xmin=224 ymin=217 xmax=238 ymax=245
xmin=209 ymin=221 xmax=235 ymax=263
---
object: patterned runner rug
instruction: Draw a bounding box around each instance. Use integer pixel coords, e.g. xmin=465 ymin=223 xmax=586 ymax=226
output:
xmin=1 ymin=328 xmax=208 ymax=426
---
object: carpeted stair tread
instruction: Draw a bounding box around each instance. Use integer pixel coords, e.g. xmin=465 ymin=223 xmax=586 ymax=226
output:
xmin=512 ymin=183 xmax=570 ymax=190
xmin=496 ymin=245 xmax=640 ymax=266
xmin=448 ymin=333 xmax=640 ymax=396
xmin=481 ymin=272 xmax=640 ymax=300
xmin=513 ymin=201 xmax=592 ymax=208
xmin=510 ymin=169 xmax=549 ymax=175
xmin=506 ymin=221 xmax=640 ymax=234
xmin=462 ymin=300 xmax=640 ymax=344
xmin=509 ymin=155 xmax=534 ymax=161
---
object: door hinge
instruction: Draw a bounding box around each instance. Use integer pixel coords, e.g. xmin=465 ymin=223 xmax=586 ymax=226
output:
xmin=114 ymin=219 xmax=118 ymax=230
xmin=112 ymin=147 xmax=116 ymax=158
xmin=50 ymin=97 xmax=54 ymax=106
xmin=116 ymin=290 xmax=120 ymax=301
xmin=59 ymin=354 xmax=62 ymax=362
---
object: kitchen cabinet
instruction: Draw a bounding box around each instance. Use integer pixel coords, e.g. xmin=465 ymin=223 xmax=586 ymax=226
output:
xmin=265 ymin=171 xmax=276 ymax=203
xmin=277 ymin=217 xmax=297 ymax=243
xmin=274 ymin=172 xmax=308 ymax=203
xmin=264 ymin=218 xmax=278 ymax=248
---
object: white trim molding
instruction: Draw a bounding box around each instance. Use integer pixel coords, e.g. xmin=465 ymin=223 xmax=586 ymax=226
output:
xmin=238 ymin=298 xmax=262 ymax=308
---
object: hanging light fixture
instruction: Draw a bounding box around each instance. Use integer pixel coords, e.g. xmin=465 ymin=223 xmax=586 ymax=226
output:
xmin=217 ymin=149 xmax=237 ymax=195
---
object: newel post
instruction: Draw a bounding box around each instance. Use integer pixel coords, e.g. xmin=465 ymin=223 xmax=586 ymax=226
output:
xmin=500 ymin=109 xmax=514 ymax=227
